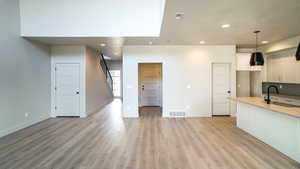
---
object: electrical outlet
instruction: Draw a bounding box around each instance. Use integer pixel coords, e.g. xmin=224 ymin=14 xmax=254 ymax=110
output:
xmin=25 ymin=112 xmax=30 ymax=118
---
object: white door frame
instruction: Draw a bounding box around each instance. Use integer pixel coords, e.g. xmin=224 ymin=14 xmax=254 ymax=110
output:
xmin=51 ymin=62 xmax=85 ymax=118
xmin=138 ymin=63 xmax=163 ymax=108
xmin=54 ymin=63 xmax=81 ymax=117
xmin=211 ymin=62 xmax=232 ymax=116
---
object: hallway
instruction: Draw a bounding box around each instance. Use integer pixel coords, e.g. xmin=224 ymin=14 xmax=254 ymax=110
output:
xmin=0 ymin=99 xmax=299 ymax=169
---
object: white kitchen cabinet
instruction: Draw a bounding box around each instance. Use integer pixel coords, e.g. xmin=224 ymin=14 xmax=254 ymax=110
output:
xmin=236 ymin=53 xmax=262 ymax=71
xmin=237 ymin=102 xmax=300 ymax=163
xmin=266 ymin=48 xmax=300 ymax=83
xmin=237 ymin=53 xmax=251 ymax=71
xmin=250 ymin=65 xmax=263 ymax=71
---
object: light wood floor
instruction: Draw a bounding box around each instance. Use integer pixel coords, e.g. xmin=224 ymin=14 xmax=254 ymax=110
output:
xmin=139 ymin=106 xmax=162 ymax=117
xmin=0 ymin=99 xmax=299 ymax=169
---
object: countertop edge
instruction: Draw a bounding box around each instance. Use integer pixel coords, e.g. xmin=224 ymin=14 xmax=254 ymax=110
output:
xmin=229 ymin=97 xmax=300 ymax=118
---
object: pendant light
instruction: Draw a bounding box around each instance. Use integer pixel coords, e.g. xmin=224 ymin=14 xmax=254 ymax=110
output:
xmin=250 ymin=30 xmax=264 ymax=66
xmin=296 ymin=43 xmax=300 ymax=61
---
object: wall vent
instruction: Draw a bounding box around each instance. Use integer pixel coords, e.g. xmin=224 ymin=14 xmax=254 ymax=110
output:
xmin=169 ymin=111 xmax=186 ymax=118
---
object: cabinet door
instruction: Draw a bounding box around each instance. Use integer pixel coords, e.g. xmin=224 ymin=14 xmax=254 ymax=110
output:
xmin=237 ymin=103 xmax=251 ymax=132
xmin=237 ymin=53 xmax=262 ymax=71
xmin=237 ymin=53 xmax=251 ymax=71
xmin=267 ymin=50 xmax=300 ymax=83
xmin=273 ymin=57 xmax=281 ymax=82
xmin=267 ymin=57 xmax=274 ymax=82
xmin=284 ymin=55 xmax=298 ymax=83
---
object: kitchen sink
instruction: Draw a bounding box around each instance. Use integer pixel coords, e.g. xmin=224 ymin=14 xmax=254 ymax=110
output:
xmin=270 ymin=102 xmax=300 ymax=108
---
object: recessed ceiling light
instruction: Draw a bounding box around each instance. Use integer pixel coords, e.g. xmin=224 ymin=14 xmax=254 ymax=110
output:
xmin=148 ymin=41 xmax=153 ymax=45
xmin=261 ymin=41 xmax=269 ymax=44
xmin=100 ymin=43 xmax=106 ymax=47
xmin=199 ymin=40 xmax=205 ymax=44
xmin=221 ymin=24 xmax=231 ymax=28
xmin=175 ymin=12 xmax=184 ymax=20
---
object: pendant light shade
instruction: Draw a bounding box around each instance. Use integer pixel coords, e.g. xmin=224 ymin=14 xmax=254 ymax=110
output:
xmin=296 ymin=43 xmax=300 ymax=61
xmin=250 ymin=30 xmax=264 ymax=66
xmin=250 ymin=52 xmax=264 ymax=66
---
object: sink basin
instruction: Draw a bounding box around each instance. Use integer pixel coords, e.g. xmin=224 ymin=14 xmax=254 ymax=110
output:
xmin=270 ymin=102 xmax=300 ymax=108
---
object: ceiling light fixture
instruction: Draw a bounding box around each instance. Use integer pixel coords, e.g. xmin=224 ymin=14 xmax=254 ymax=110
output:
xmin=221 ymin=24 xmax=231 ymax=28
xmin=261 ymin=41 xmax=269 ymax=44
xmin=250 ymin=30 xmax=264 ymax=66
xmin=100 ymin=43 xmax=106 ymax=47
xmin=199 ymin=40 xmax=205 ymax=44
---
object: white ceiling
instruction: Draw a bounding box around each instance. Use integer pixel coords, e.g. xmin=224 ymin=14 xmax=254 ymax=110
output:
xmin=29 ymin=0 xmax=300 ymax=60
xmin=126 ymin=0 xmax=300 ymax=46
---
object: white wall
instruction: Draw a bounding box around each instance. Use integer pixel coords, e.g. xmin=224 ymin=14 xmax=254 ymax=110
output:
xmin=123 ymin=46 xmax=236 ymax=118
xmin=51 ymin=45 xmax=113 ymax=117
xmin=85 ymin=47 xmax=113 ymax=115
xmin=20 ymin=0 xmax=165 ymax=37
xmin=51 ymin=46 xmax=86 ymax=117
xmin=0 ymin=0 xmax=51 ymax=137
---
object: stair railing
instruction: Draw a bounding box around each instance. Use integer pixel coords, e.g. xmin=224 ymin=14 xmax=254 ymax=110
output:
xmin=97 ymin=51 xmax=113 ymax=90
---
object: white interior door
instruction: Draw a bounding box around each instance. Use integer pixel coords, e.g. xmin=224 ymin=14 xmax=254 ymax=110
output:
xmin=212 ymin=63 xmax=231 ymax=115
xmin=139 ymin=63 xmax=162 ymax=107
xmin=55 ymin=63 xmax=80 ymax=116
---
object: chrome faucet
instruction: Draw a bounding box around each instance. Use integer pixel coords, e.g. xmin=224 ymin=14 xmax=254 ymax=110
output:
xmin=265 ymin=85 xmax=279 ymax=104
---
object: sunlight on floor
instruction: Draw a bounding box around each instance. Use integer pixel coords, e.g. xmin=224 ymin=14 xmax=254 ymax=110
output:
xmin=108 ymin=99 xmax=125 ymax=132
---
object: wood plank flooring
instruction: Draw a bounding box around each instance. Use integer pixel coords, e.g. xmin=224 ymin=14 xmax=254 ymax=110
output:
xmin=0 ymin=99 xmax=299 ymax=169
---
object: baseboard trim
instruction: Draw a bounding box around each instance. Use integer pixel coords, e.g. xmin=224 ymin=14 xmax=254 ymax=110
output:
xmin=123 ymin=116 xmax=139 ymax=118
xmin=0 ymin=115 xmax=50 ymax=138
xmin=80 ymin=113 xmax=87 ymax=118
xmin=123 ymin=113 xmax=139 ymax=118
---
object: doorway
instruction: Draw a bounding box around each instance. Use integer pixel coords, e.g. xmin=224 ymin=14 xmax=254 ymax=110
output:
xmin=212 ymin=63 xmax=231 ymax=116
xmin=138 ymin=63 xmax=162 ymax=117
xmin=54 ymin=63 xmax=81 ymax=117
xmin=110 ymin=70 xmax=121 ymax=98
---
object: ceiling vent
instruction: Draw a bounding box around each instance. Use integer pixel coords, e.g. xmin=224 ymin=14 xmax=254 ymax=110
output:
xmin=175 ymin=13 xmax=184 ymax=20
xmin=169 ymin=111 xmax=186 ymax=118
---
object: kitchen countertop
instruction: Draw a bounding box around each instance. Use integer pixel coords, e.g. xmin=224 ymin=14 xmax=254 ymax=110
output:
xmin=230 ymin=97 xmax=300 ymax=118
